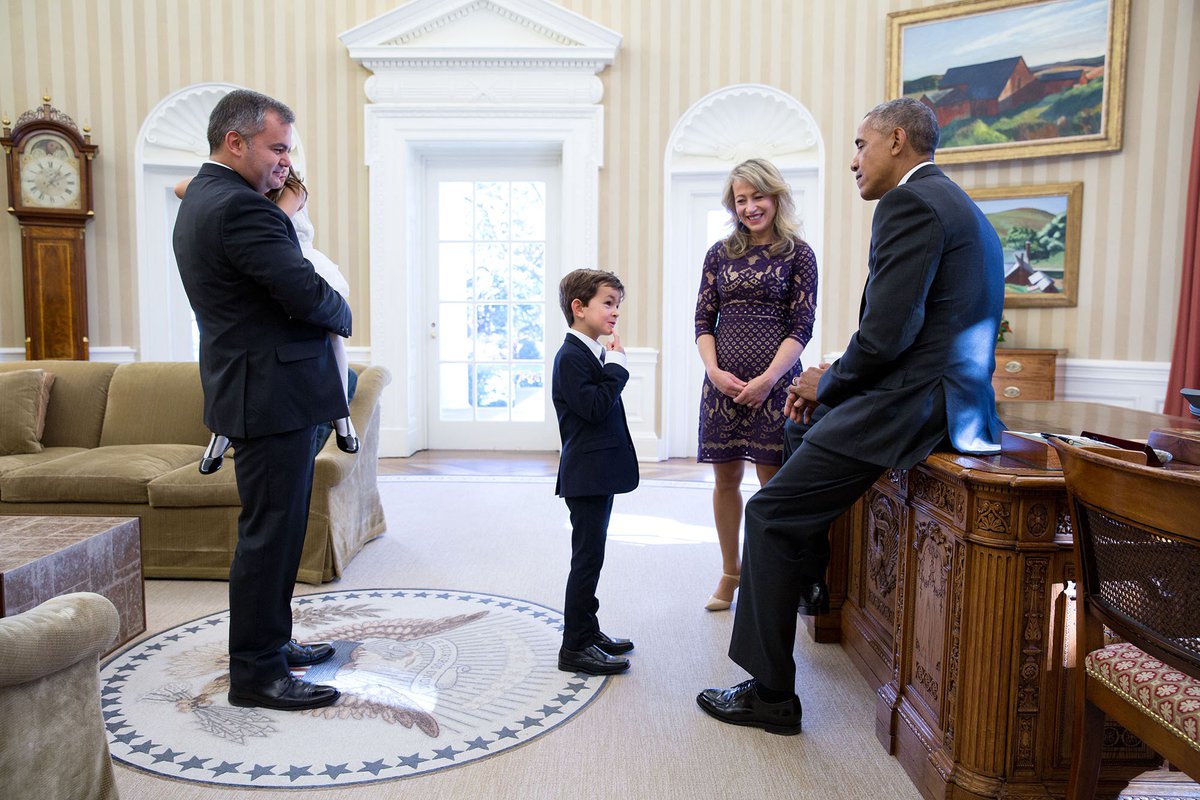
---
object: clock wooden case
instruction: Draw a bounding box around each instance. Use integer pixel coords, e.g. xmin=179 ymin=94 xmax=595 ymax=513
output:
xmin=2 ymin=99 xmax=98 ymax=360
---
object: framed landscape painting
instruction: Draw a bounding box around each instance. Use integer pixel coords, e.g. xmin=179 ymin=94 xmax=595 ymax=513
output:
xmin=968 ymin=182 xmax=1082 ymax=307
xmin=887 ymin=0 xmax=1129 ymax=164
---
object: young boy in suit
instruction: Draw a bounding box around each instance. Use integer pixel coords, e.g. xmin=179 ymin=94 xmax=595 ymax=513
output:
xmin=552 ymin=269 xmax=640 ymax=676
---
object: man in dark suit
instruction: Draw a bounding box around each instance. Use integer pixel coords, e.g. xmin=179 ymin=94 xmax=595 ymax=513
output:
xmin=173 ymin=89 xmax=351 ymax=711
xmin=698 ymin=98 xmax=1005 ymax=735
xmin=552 ymin=268 xmax=640 ymax=675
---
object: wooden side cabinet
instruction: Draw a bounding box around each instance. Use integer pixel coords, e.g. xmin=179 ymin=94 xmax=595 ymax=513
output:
xmin=993 ymin=348 xmax=1061 ymax=401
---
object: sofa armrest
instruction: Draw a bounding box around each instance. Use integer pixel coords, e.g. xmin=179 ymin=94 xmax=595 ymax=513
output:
xmin=315 ymin=365 xmax=392 ymax=484
xmin=0 ymin=593 xmax=119 ymax=687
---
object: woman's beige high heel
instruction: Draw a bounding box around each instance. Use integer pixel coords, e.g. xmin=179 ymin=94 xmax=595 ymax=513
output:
xmin=705 ymin=573 xmax=741 ymax=611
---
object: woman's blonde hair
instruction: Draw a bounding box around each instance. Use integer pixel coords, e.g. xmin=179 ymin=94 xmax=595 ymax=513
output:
xmin=721 ymin=158 xmax=803 ymax=259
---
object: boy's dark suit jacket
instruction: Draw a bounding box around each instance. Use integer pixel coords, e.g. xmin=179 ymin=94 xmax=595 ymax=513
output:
xmin=806 ymin=164 xmax=1005 ymax=467
xmin=173 ymin=162 xmax=351 ymax=439
xmin=552 ymin=334 xmax=639 ymax=498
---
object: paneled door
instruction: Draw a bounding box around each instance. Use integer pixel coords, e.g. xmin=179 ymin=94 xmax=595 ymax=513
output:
xmin=425 ymin=160 xmax=561 ymax=450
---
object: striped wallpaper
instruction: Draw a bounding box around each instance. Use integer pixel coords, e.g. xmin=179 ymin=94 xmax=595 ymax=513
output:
xmin=1 ymin=0 xmax=1197 ymax=364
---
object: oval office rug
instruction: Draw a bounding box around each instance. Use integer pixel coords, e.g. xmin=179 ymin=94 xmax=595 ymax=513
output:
xmin=100 ymin=588 xmax=607 ymax=789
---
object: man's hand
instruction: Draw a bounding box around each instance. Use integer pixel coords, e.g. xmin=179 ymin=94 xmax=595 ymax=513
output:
xmin=784 ymin=363 xmax=829 ymax=425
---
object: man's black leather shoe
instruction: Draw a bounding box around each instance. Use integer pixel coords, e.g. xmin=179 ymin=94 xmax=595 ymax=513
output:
xmin=593 ymin=630 xmax=634 ymax=655
xmin=557 ymin=644 xmax=629 ymax=675
xmin=799 ymin=581 xmax=830 ymax=616
xmin=281 ymin=640 xmax=335 ymax=667
xmin=696 ymin=679 xmax=802 ymax=735
xmin=228 ymin=676 xmax=340 ymax=711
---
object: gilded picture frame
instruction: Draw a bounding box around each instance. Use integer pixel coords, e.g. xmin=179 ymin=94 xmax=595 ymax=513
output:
xmin=967 ymin=182 xmax=1082 ymax=308
xmin=887 ymin=0 xmax=1129 ymax=165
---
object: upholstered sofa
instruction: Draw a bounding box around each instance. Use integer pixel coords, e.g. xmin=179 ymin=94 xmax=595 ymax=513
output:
xmin=0 ymin=360 xmax=390 ymax=584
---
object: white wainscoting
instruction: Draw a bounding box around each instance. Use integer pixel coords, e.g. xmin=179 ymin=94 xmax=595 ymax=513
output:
xmin=1059 ymin=358 xmax=1172 ymax=413
xmin=0 ymin=346 xmax=137 ymax=363
xmin=621 ymin=347 xmax=661 ymax=461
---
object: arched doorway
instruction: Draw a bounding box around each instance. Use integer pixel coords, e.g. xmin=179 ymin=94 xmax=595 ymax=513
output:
xmin=660 ymin=85 xmax=826 ymax=459
xmin=134 ymin=83 xmax=307 ymax=361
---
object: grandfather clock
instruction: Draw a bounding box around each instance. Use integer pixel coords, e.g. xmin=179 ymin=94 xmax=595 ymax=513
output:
xmin=1 ymin=97 xmax=97 ymax=360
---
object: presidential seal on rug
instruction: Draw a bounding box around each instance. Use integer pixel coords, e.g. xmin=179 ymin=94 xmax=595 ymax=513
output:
xmin=101 ymin=589 xmax=606 ymax=788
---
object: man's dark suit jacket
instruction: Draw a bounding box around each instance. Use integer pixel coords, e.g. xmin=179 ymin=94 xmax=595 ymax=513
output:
xmin=173 ymin=163 xmax=351 ymax=438
xmin=807 ymin=164 xmax=1005 ymax=468
xmin=552 ymin=334 xmax=639 ymax=498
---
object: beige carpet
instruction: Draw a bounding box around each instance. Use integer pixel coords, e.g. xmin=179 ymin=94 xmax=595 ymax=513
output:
xmin=113 ymin=475 xmax=922 ymax=800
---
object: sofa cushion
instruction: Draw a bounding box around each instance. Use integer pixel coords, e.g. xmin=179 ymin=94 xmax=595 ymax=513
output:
xmin=0 ymin=448 xmax=87 ymax=499
xmin=1 ymin=445 xmax=205 ymax=503
xmin=148 ymin=459 xmax=241 ymax=508
xmin=0 ymin=361 xmax=117 ymax=449
xmin=0 ymin=370 xmax=46 ymax=455
xmin=99 ymin=362 xmax=210 ymax=447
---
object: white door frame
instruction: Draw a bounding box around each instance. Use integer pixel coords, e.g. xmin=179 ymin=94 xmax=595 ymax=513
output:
xmin=365 ymin=108 xmax=605 ymax=456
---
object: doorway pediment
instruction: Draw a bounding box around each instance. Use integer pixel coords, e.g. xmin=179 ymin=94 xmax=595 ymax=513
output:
xmin=340 ymin=0 xmax=620 ymax=71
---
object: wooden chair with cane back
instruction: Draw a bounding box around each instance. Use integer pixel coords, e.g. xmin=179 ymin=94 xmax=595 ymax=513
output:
xmin=1048 ymin=438 xmax=1200 ymax=798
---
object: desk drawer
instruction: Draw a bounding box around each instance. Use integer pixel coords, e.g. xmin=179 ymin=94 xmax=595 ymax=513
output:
xmin=993 ymin=348 xmax=1059 ymax=401
xmin=992 ymin=378 xmax=1055 ymax=401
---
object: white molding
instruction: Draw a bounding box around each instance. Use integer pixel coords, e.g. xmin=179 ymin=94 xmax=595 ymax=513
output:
xmin=0 ymin=346 xmax=136 ymax=363
xmin=818 ymin=350 xmax=1172 ymax=415
xmin=1060 ymin=358 xmax=1171 ymax=413
xmin=342 ymin=2 xmax=619 ymax=458
xmin=340 ymin=0 xmax=621 ymax=74
xmin=661 ymin=84 xmax=825 ymax=459
xmin=622 ymin=347 xmax=664 ymax=461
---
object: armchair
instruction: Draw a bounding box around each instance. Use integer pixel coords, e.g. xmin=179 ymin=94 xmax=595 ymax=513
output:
xmin=0 ymin=592 xmax=121 ymax=800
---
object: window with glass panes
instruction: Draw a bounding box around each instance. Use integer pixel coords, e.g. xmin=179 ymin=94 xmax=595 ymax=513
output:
xmin=436 ymin=180 xmax=547 ymax=422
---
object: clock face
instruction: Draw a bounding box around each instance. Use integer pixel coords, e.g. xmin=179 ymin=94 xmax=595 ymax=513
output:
xmin=19 ymin=132 xmax=83 ymax=210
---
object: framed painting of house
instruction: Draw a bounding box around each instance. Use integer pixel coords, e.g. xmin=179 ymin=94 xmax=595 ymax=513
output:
xmin=967 ymin=182 xmax=1082 ymax=307
xmin=887 ymin=0 xmax=1129 ymax=164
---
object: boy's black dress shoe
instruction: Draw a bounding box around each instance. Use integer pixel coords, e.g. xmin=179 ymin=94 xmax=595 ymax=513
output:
xmin=593 ymin=631 xmax=634 ymax=655
xmin=281 ymin=640 xmax=335 ymax=667
xmin=798 ymin=581 xmax=830 ymax=616
xmin=335 ymin=432 xmax=360 ymax=454
xmin=228 ymin=676 xmax=340 ymax=710
xmin=557 ymin=644 xmax=630 ymax=675
xmin=696 ymin=679 xmax=802 ymax=735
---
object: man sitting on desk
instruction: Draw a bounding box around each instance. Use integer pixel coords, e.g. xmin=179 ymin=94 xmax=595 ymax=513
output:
xmin=697 ymin=97 xmax=1006 ymax=735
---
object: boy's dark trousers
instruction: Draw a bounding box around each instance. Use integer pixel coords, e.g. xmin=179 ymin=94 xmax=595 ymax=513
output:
xmin=562 ymin=494 xmax=614 ymax=650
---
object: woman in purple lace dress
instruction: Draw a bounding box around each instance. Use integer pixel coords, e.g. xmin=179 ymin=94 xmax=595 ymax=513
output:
xmin=694 ymin=158 xmax=817 ymax=611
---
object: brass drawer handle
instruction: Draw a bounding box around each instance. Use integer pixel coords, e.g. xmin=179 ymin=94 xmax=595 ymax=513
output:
xmin=1004 ymin=360 xmax=1023 ymax=374
xmin=1003 ymin=386 xmax=1022 ymax=398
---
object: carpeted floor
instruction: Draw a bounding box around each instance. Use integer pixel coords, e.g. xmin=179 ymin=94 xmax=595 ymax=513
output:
xmin=112 ymin=475 xmax=922 ymax=800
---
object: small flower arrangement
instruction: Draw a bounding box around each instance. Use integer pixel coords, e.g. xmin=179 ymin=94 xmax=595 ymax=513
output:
xmin=997 ymin=317 xmax=1012 ymax=346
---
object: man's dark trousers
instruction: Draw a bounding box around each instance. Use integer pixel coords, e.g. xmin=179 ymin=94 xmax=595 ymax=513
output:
xmin=227 ymin=424 xmax=320 ymax=686
xmin=729 ymin=436 xmax=883 ymax=691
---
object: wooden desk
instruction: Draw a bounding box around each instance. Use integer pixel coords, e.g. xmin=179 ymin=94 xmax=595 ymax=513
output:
xmin=815 ymin=402 xmax=1200 ymax=800
xmin=0 ymin=515 xmax=145 ymax=655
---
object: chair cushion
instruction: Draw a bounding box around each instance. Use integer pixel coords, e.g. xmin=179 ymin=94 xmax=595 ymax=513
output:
xmin=1 ymin=445 xmax=205 ymax=503
xmin=1085 ymin=641 xmax=1200 ymax=751
xmin=0 ymin=370 xmax=47 ymax=455
xmin=147 ymin=459 xmax=241 ymax=508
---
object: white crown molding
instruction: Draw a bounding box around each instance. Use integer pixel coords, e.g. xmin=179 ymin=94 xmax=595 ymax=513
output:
xmin=671 ymin=84 xmax=821 ymax=168
xmin=340 ymin=0 xmax=621 ymax=102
